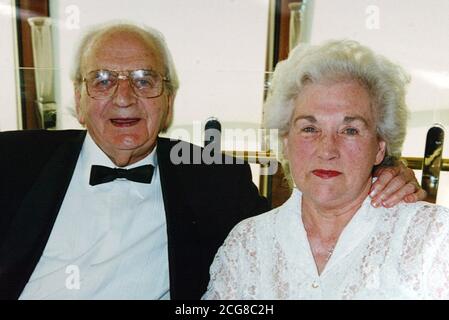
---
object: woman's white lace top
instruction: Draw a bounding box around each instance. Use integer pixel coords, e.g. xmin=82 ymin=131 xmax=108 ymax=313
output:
xmin=202 ymin=189 xmax=449 ymax=299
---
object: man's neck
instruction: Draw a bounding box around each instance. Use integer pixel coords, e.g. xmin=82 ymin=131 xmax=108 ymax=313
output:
xmin=106 ymin=150 xmax=152 ymax=167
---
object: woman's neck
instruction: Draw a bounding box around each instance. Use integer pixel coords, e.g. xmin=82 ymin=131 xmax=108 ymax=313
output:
xmin=301 ymin=180 xmax=371 ymax=238
xmin=301 ymin=181 xmax=372 ymax=275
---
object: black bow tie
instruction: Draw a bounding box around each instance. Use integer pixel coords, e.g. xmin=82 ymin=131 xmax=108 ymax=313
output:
xmin=89 ymin=164 xmax=154 ymax=186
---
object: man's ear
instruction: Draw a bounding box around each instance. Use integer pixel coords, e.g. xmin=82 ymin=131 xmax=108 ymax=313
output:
xmin=74 ymin=85 xmax=85 ymax=125
xmin=162 ymin=93 xmax=175 ymax=132
xmin=375 ymin=139 xmax=387 ymax=165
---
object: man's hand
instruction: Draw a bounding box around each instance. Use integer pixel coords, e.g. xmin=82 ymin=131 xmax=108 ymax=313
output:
xmin=370 ymin=162 xmax=427 ymax=208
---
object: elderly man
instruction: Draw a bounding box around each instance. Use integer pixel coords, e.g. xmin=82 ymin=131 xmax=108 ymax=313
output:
xmin=0 ymin=22 xmax=425 ymax=300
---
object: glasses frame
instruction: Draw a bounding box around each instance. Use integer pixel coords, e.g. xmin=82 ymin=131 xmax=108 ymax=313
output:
xmin=82 ymin=69 xmax=171 ymax=100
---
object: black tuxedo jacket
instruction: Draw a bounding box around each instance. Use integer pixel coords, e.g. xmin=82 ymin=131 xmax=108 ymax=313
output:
xmin=0 ymin=130 xmax=269 ymax=299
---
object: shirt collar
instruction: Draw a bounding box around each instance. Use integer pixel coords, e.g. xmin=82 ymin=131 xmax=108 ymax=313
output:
xmin=277 ymin=186 xmax=381 ymax=276
xmin=81 ymin=132 xmax=157 ymax=169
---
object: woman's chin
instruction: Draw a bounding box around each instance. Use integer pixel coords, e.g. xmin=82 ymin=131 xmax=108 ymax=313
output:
xmin=303 ymin=188 xmax=349 ymax=207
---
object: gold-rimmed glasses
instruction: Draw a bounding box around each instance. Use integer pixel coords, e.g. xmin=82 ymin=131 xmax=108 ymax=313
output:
xmin=82 ymin=69 xmax=170 ymax=99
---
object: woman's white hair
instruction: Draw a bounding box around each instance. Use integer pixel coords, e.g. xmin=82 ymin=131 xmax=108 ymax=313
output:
xmin=264 ymin=39 xmax=410 ymax=172
xmin=70 ymin=20 xmax=179 ymax=95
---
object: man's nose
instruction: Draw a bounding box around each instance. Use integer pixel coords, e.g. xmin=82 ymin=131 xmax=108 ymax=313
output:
xmin=318 ymin=133 xmax=339 ymax=160
xmin=112 ymin=79 xmax=136 ymax=107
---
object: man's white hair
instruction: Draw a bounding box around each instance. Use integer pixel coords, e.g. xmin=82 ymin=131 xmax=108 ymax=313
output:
xmin=70 ymin=20 xmax=179 ymax=95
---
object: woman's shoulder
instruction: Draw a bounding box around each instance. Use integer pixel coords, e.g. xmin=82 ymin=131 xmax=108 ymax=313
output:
xmin=392 ymin=201 xmax=449 ymax=240
xmin=227 ymin=188 xmax=301 ymax=242
xmin=229 ymin=207 xmax=282 ymax=239
xmin=396 ymin=201 xmax=449 ymax=221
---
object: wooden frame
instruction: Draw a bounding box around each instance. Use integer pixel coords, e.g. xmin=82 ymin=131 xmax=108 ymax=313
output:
xmin=15 ymin=0 xmax=49 ymax=129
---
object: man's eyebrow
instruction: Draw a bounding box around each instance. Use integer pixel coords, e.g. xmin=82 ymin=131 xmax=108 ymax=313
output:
xmin=343 ymin=116 xmax=369 ymax=126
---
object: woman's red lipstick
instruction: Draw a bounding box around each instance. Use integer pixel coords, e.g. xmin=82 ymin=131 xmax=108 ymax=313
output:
xmin=312 ymin=169 xmax=342 ymax=179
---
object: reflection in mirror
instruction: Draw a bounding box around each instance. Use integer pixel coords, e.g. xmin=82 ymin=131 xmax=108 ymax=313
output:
xmin=28 ymin=17 xmax=56 ymax=129
xmin=14 ymin=0 xmax=50 ymax=129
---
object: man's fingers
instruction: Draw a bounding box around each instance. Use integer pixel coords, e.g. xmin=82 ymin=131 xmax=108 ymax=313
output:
xmin=370 ymin=168 xmax=397 ymax=198
xmin=401 ymin=166 xmax=416 ymax=183
xmin=404 ymin=193 xmax=417 ymax=203
xmin=416 ymin=188 xmax=427 ymax=201
xmin=379 ymin=182 xmax=419 ymax=207
xmin=371 ymin=161 xmax=426 ymax=207
xmin=372 ymin=165 xmax=399 ymax=179
xmin=371 ymin=176 xmax=409 ymax=207
xmin=404 ymin=188 xmax=427 ymax=203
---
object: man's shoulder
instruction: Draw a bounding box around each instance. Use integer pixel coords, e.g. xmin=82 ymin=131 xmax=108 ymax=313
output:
xmin=156 ymin=136 xmax=259 ymax=199
xmin=157 ymin=136 xmax=249 ymax=170
xmin=157 ymin=136 xmax=204 ymax=152
xmin=0 ymin=129 xmax=86 ymax=162
xmin=0 ymin=129 xmax=85 ymax=144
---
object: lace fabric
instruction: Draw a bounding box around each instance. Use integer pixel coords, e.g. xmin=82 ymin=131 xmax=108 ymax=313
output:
xmin=202 ymin=189 xmax=449 ymax=300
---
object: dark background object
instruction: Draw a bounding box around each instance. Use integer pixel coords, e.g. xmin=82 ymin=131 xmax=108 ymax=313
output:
xmin=421 ymin=125 xmax=445 ymax=203
xmin=204 ymin=117 xmax=222 ymax=154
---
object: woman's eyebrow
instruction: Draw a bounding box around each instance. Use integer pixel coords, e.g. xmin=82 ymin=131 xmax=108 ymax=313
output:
xmin=343 ymin=116 xmax=369 ymax=126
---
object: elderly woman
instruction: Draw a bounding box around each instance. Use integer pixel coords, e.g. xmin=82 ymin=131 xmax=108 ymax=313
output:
xmin=202 ymin=40 xmax=449 ymax=299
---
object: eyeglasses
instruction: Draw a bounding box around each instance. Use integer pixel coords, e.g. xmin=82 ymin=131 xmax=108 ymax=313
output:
xmin=82 ymin=69 xmax=170 ymax=99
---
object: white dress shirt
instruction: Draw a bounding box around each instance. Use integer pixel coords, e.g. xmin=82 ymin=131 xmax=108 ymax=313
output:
xmin=203 ymin=188 xmax=449 ymax=300
xmin=20 ymin=133 xmax=170 ymax=299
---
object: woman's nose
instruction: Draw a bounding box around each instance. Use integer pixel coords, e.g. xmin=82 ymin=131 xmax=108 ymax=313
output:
xmin=318 ymin=133 xmax=339 ymax=160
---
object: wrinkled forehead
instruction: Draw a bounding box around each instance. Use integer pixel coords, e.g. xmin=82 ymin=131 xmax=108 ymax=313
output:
xmin=292 ymin=79 xmax=377 ymax=122
xmin=80 ymin=29 xmax=164 ymax=73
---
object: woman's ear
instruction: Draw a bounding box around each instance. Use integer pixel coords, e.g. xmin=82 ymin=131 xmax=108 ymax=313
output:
xmin=282 ymin=135 xmax=290 ymax=160
xmin=375 ymin=139 xmax=386 ymax=165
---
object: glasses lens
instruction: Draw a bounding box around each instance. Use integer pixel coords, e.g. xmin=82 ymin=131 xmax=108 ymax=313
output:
xmin=130 ymin=70 xmax=163 ymax=98
xmin=86 ymin=70 xmax=117 ymax=98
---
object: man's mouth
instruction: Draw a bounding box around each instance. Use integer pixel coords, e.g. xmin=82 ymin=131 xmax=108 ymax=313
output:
xmin=110 ymin=118 xmax=141 ymax=127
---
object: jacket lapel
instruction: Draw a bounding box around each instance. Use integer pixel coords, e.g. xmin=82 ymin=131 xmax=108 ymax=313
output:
xmin=0 ymin=131 xmax=86 ymax=299
xmin=156 ymin=137 xmax=203 ymax=299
